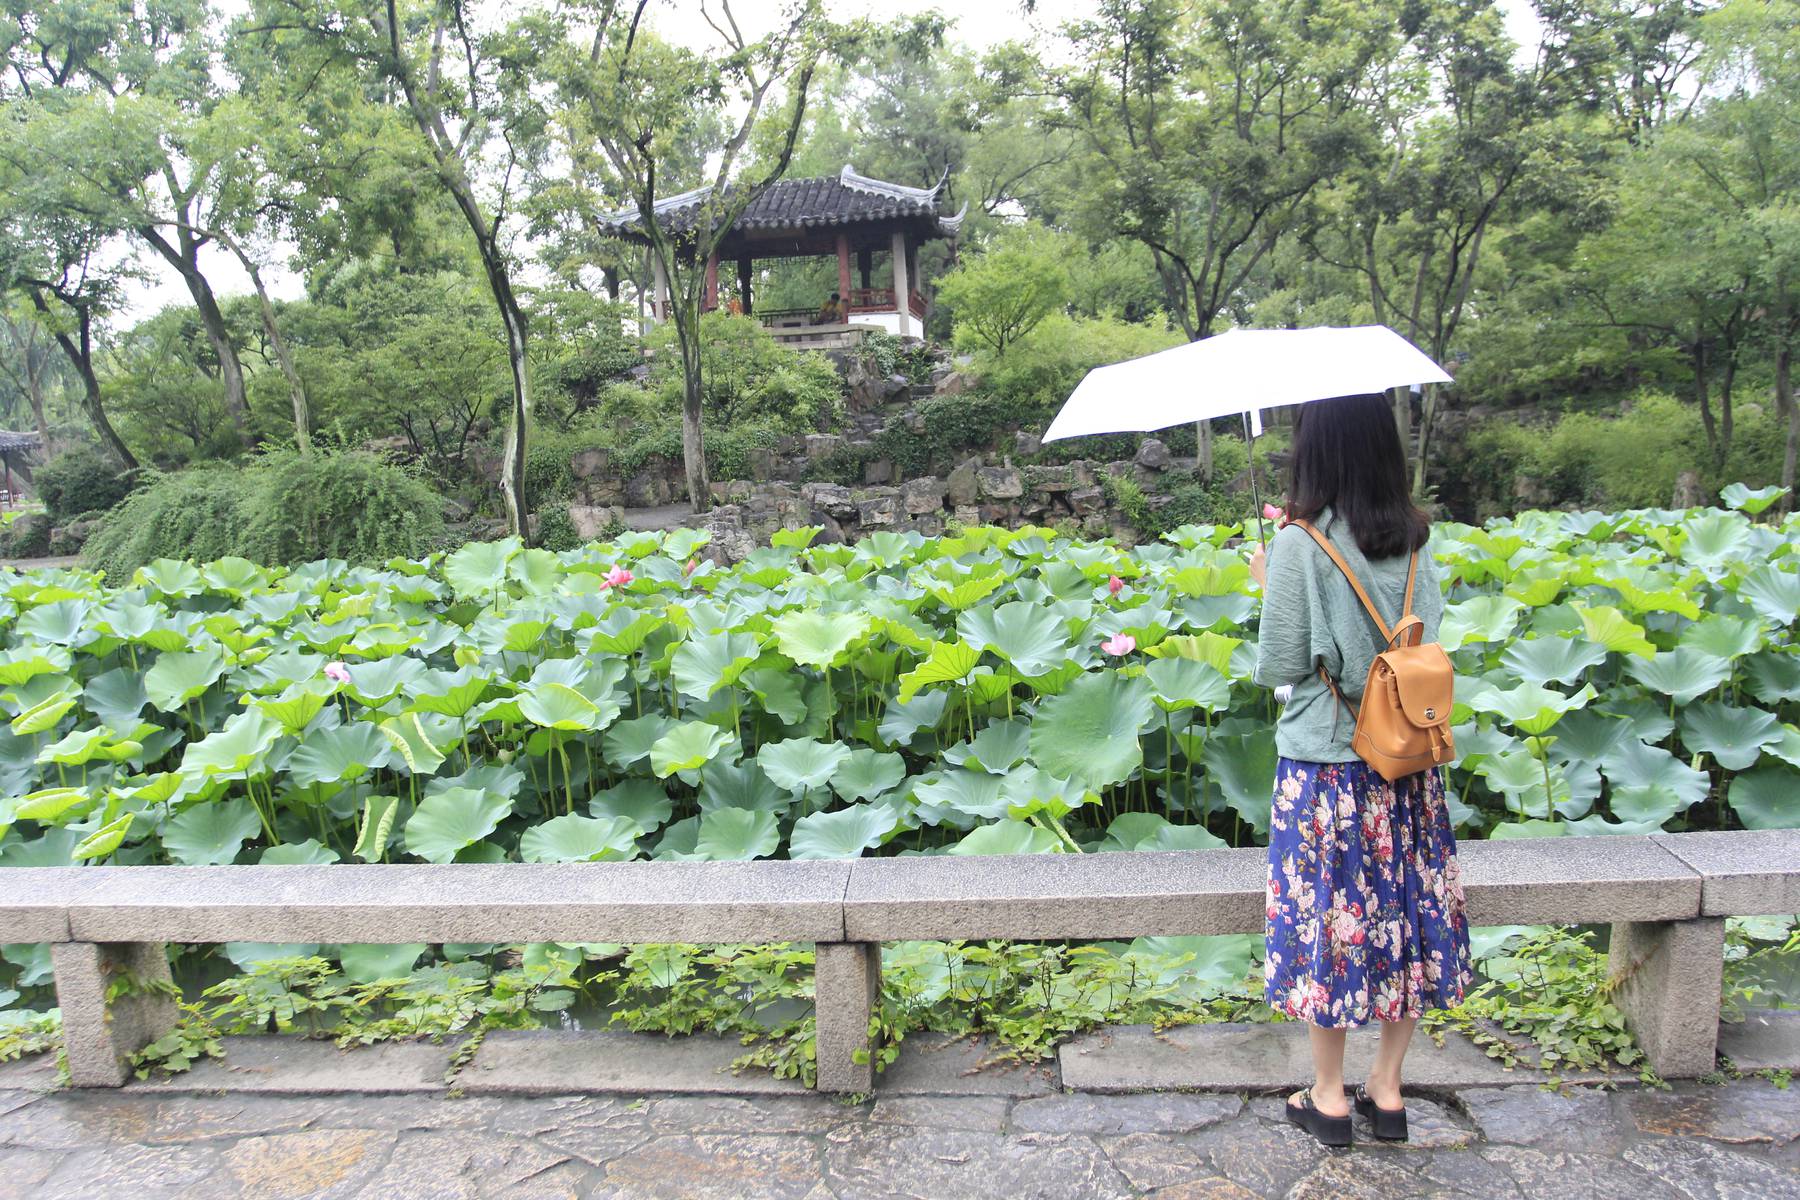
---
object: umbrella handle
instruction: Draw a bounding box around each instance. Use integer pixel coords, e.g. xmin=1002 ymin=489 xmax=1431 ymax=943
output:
xmin=1244 ymin=412 xmax=1269 ymax=551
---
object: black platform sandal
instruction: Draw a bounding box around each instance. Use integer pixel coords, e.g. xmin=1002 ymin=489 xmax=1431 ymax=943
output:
xmin=1354 ymin=1085 xmax=1409 ymax=1142
xmin=1285 ymin=1090 xmax=1352 ymax=1148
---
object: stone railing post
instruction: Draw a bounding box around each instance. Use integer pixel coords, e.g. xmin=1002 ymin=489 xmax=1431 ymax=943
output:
xmin=1609 ymin=917 xmax=1725 ymax=1078
xmin=813 ymin=941 xmax=879 ymax=1094
xmin=52 ymin=941 xmax=180 ymax=1087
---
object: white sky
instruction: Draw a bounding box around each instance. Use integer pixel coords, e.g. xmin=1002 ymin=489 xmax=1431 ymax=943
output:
xmin=122 ymin=0 xmax=1546 ymax=320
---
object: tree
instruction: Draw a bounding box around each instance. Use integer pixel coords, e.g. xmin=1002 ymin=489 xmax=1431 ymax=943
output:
xmin=936 ymin=223 xmax=1071 ymax=355
xmin=550 ymin=0 xmax=827 ymax=515
xmin=245 ymin=0 xmax=549 ymax=539
xmin=1052 ymin=0 xmax=1395 ymax=475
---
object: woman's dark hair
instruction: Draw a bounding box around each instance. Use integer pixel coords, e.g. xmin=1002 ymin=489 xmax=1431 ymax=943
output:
xmin=1286 ymin=392 xmax=1430 ymax=559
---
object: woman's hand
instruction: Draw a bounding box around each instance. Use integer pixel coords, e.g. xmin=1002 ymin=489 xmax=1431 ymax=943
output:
xmin=1248 ymin=543 xmax=1268 ymax=588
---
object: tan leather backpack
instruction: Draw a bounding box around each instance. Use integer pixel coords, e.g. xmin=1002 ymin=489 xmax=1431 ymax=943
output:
xmin=1291 ymin=520 xmax=1456 ymax=782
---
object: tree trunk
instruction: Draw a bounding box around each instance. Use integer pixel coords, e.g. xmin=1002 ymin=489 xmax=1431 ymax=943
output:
xmin=1412 ymin=382 xmax=1440 ymax=498
xmin=216 ymin=236 xmax=310 ymax=456
xmin=1718 ymin=351 xmax=1736 ymax=471
xmin=676 ymin=301 xmax=711 ymax=514
xmin=497 ymin=296 xmax=532 ymax=545
xmin=33 ymin=296 xmax=136 ymax=471
xmin=140 ymin=227 xmax=252 ymax=448
xmin=1693 ymin=337 xmax=1717 ymax=464
xmin=1778 ymin=338 xmax=1796 ymax=513
xmin=1389 ymin=386 xmax=1411 ymax=452
xmin=1194 ymin=421 xmax=1214 ymax=482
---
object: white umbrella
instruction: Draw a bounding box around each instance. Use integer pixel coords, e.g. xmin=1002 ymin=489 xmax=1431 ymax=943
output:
xmin=1041 ymin=324 xmax=1452 ymax=543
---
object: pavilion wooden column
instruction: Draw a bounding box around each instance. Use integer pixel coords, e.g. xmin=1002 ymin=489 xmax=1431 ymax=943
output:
xmin=737 ymin=257 xmax=753 ymax=315
xmin=890 ymin=230 xmax=912 ymax=337
xmin=857 ymin=248 xmax=873 ymax=290
xmin=836 ymin=234 xmax=853 ymax=303
xmin=703 ymin=254 xmax=719 ymax=311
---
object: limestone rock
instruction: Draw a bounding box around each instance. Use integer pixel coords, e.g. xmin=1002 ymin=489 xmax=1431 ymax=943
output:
xmin=801 ymin=482 xmax=858 ymax=519
xmin=934 ymin=371 xmax=976 ymax=397
xmin=977 ymin=466 xmax=1024 ymax=500
xmin=1014 ymin=430 xmax=1042 ymax=457
xmin=944 ymin=459 xmax=981 ymax=507
xmin=805 ymin=434 xmax=843 ymax=460
xmin=624 ymin=471 xmax=671 ymax=508
xmin=701 ymin=505 xmax=756 ymax=566
xmin=901 ymin=476 xmax=945 ymax=515
xmin=863 ymin=458 xmax=894 ymax=486
xmin=571 ymin=447 xmax=612 ymax=479
xmin=1135 ymin=437 xmax=1172 ymax=470
xmin=567 ymin=504 xmax=624 ymax=542
xmin=858 ymin=494 xmax=897 ymax=527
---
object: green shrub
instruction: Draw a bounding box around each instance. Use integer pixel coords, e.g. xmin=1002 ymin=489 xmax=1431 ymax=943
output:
xmin=536 ymin=504 xmax=581 ymax=552
xmin=35 ymin=448 xmax=133 ymax=523
xmin=649 ymin=313 xmax=845 ymax=435
xmin=83 ymin=451 xmax=446 ymax=579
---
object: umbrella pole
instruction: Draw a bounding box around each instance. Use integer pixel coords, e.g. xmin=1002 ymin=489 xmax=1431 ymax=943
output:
xmin=1243 ymin=412 xmax=1268 ymax=550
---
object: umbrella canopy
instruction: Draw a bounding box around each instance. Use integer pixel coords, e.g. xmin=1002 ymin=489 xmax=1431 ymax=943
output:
xmin=1041 ymin=324 xmax=1452 ymax=443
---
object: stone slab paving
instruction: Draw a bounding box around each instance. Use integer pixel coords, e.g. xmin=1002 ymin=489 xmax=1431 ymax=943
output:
xmin=2 ymin=1072 xmax=1798 ymax=1198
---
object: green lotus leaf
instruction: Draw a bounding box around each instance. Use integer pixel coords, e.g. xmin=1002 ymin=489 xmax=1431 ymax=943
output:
xmin=136 ymin=558 xmax=204 ymax=595
xmin=603 ymin=714 xmax=675 ymax=770
xmin=1746 ymin=653 xmax=1800 ymax=705
xmin=956 ymin=601 xmax=1068 ymax=677
xmin=404 ymin=667 xmax=489 ymax=718
xmin=877 ymin=692 xmax=949 ymax=748
xmin=693 ymin=808 xmax=780 ymax=860
xmin=1765 ymin=725 xmax=1800 ymax=769
xmin=789 ymin=803 xmax=899 ymax=860
xmin=72 ymin=812 xmax=133 ymax=862
xmin=83 ymin=668 xmax=149 ymax=730
xmin=1624 ymin=647 xmax=1732 ymax=705
xmin=948 ymin=820 xmax=1060 ymax=855
xmin=1030 ymin=672 xmax=1154 ymax=789
xmin=693 ymin=759 xmax=786 ymax=815
xmin=442 ymin=537 xmax=518 ymax=598
xmin=145 ymin=648 xmax=227 ymax=712
xmin=38 ymin=725 xmax=141 ymax=767
xmin=520 ymin=814 xmax=642 ymax=862
xmin=1468 ymin=683 xmax=1595 ymax=736
xmin=1153 ymin=632 xmax=1243 ymax=678
xmin=182 ymin=710 xmax=283 ymax=779
xmin=1600 ymin=738 xmax=1709 ymax=811
xmin=405 ymin=787 xmax=512 ymax=864
xmin=829 ymin=748 xmax=906 ymax=802
xmin=1728 ymin=765 xmax=1800 ymax=830
xmin=1499 ymin=636 xmax=1608 ymax=686
xmin=1678 ymin=701 xmax=1781 ymax=771
xmin=353 ymin=794 xmax=402 ymax=863
xmin=223 ymin=942 xmax=322 ymax=969
xmin=913 ymin=770 xmax=1009 ymax=823
xmin=740 ymin=668 xmax=807 ymax=727
xmin=758 ymin=737 xmax=852 ymax=794
xmin=0 ymin=645 xmax=71 ymax=689
xmin=1737 ymin=565 xmax=1800 ymax=625
xmin=1681 ymin=512 xmax=1750 ymax=568
xmin=1141 ymin=822 xmax=1228 ymax=851
xmin=671 ymin=630 xmax=762 ymax=700
xmin=1721 ymin=483 xmax=1787 ymax=514
xmin=1439 ymin=596 xmax=1524 ymax=652
xmin=254 ymin=682 xmax=332 ymax=734
xmin=11 ymin=786 xmax=94 ymax=822
xmin=1607 ymin=784 xmax=1688 ymax=825
xmin=344 ymin=657 xmax=427 ymax=706
xmin=927 ymin=571 xmax=1006 ymax=611
xmin=261 ymin=839 xmax=340 ymax=865
xmin=1144 ymin=657 xmax=1233 ymax=712
xmin=10 ymin=690 xmax=76 ymax=737
xmin=897 ymin=640 xmax=982 ymax=702
xmin=1679 ymin=616 xmax=1762 ymax=662
xmin=649 ymin=721 xmax=736 ymax=778
xmin=16 ymin=599 xmax=93 ymax=648
xmin=1487 ymin=819 xmax=1568 ymax=840
xmin=1574 ymin=606 xmax=1655 ymax=659
xmin=164 ymin=799 xmax=263 ymax=865
xmin=1562 ymin=814 xmax=1668 ymax=837
xmin=334 ymin=943 xmax=427 ymax=983
xmin=288 ymin=724 xmax=391 ymax=787
xmin=519 ymin=683 xmax=605 ymax=732
xmin=590 ymin=779 xmax=675 ymax=831
xmin=771 ymin=610 xmax=870 ymax=670
xmin=1001 ymin=766 xmax=1094 ymax=822
xmin=1169 ymin=559 xmax=1250 ymax=598
xmin=378 ymin=713 xmax=448 ymax=776
xmin=1601 ymin=694 xmax=1677 ymax=744
xmin=585 ymin=609 xmax=667 ymax=654
xmin=1201 ymin=729 xmax=1278 ymax=835
xmin=943 ymin=720 xmax=1031 ymax=775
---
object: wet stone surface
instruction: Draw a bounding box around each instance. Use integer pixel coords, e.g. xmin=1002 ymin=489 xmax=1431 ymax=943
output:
xmin=0 ymin=1075 xmax=1796 ymax=1197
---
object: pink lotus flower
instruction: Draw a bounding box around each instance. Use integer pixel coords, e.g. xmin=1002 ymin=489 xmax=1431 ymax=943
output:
xmin=682 ymin=558 xmax=698 ymax=577
xmin=1101 ymin=633 xmax=1136 ymax=656
xmin=1107 ymin=575 xmax=1124 ymax=596
xmin=601 ymin=565 xmax=634 ymax=589
xmin=1263 ymin=503 xmax=1285 ymax=523
xmin=323 ymin=661 xmax=351 ymax=684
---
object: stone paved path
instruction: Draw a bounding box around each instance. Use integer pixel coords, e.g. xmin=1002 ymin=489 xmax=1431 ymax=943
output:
xmin=1 ymin=1079 xmax=1798 ymax=1199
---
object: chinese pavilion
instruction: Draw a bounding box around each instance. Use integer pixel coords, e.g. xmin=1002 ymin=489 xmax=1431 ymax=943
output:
xmin=595 ymin=165 xmax=966 ymax=341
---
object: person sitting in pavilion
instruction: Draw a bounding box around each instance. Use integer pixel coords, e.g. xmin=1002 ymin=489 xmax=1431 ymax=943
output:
xmin=814 ymin=292 xmax=845 ymax=325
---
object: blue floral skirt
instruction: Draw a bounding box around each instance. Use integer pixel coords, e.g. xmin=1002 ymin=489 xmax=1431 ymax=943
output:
xmin=1264 ymin=758 xmax=1473 ymax=1028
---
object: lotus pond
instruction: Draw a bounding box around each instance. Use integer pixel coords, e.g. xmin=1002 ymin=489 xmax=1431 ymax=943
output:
xmin=2 ymin=491 xmax=1798 ymax=1075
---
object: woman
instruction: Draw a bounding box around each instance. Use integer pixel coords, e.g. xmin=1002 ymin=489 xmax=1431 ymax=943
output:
xmin=1246 ymin=392 xmax=1472 ymax=1148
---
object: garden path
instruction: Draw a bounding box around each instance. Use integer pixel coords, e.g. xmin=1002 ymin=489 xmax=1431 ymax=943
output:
xmin=1 ymin=1076 xmax=1796 ymax=1198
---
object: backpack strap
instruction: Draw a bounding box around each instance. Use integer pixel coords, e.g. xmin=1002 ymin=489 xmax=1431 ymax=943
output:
xmin=1290 ymin=519 xmax=1395 ymax=643
xmin=1403 ymin=547 xmax=1419 ymax=620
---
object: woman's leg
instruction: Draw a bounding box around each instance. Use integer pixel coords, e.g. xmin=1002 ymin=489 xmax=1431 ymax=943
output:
xmin=1301 ymin=1024 xmax=1349 ymax=1116
xmin=1366 ymin=1016 xmax=1416 ymax=1109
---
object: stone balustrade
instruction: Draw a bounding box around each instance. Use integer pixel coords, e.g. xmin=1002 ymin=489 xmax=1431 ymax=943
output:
xmin=2 ymin=830 xmax=1795 ymax=1093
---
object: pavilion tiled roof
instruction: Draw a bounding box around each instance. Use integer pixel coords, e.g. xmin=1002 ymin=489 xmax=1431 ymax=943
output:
xmin=0 ymin=431 xmax=41 ymax=452
xmin=596 ymin=165 xmax=966 ymax=240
